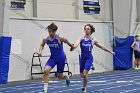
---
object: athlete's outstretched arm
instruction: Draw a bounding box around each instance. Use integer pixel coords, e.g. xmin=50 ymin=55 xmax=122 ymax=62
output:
xmin=39 ymin=38 xmax=46 ymax=56
xmin=70 ymin=37 xmax=82 ymax=51
xmin=94 ymin=40 xmax=115 ymax=55
xmin=59 ymin=36 xmax=74 ymax=48
xmin=73 ymin=37 xmax=82 ymax=49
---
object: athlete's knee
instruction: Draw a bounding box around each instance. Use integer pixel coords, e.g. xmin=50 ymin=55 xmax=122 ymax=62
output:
xmin=82 ymin=71 xmax=88 ymax=78
xmin=44 ymin=68 xmax=50 ymax=76
xmin=57 ymin=74 xmax=63 ymax=79
xmin=80 ymin=73 xmax=87 ymax=78
xmin=83 ymin=73 xmax=88 ymax=78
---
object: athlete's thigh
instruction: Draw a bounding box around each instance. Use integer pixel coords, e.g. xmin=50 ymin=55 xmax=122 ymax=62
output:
xmin=85 ymin=56 xmax=93 ymax=71
xmin=80 ymin=58 xmax=86 ymax=73
xmin=56 ymin=56 xmax=65 ymax=73
xmin=45 ymin=57 xmax=56 ymax=69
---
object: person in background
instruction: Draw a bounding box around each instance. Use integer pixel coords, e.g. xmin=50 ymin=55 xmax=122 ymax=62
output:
xmin=131 ymin=35 xmax=140 ymax=70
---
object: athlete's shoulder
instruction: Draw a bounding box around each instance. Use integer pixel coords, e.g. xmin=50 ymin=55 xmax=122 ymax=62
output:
xmin=58 ymin=34 xmax=63 ymax=38
xmin=41 ymin=37 xmax=47 ymax=44
xmin=43 ymin=37 xmax=47 ymax=41
xmin=78 ymin=37 xmax=82 ymax=42
xmin=58 ymin=34 xmax=64 ymax=41
xmin=92 ymin=38 xmax=98 ymax=44
xmin=45 ymin=36 xmax=50 ymax=40
xmin=79 ymin=36 xmax=82 ymax=39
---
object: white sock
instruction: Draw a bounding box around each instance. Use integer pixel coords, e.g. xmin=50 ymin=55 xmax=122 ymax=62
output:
xmin=44 ymin=83 xmax=48 ymax=91
xmin=66 ymin=75 xmax=69 ymax=80
xmin=83 ymin=86 xmax=86 ymax=89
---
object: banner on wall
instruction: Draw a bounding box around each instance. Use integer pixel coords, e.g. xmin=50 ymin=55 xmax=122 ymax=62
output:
xmin=83 ymin=0 xmax=100 ymax=14
xmin=11 ymin=0 xmax=26 ymax=9
xmin=113 ymin=36 xmax=134 ymax=70
xmin=0 ymin=36 xmax=12 ymax=84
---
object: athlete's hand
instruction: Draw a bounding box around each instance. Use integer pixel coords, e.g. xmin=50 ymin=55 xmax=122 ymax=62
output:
xmin=38 ymin=52 xmax=42 ymax=56
xmin=111 ymin=51 xmax=115 ymax=55
xmin=70 ymin=44 xmax=75 ymax=51
xmin=133 ymin=48 xmax=138 ymax=51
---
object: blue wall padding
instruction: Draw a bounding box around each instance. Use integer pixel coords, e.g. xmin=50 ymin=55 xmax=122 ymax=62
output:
xmin=0 ymin=36 xmax=12 ymax=84
xmin=113 ymin=36 xmax=134 ymax=70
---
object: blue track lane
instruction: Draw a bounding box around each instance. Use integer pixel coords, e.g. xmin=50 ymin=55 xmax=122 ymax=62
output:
xmin=1 ymin=70 xmax=140 ymax=93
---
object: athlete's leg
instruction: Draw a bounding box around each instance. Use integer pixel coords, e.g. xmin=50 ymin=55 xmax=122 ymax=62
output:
xmin=43 ymin=66 xmax=52 ymax=92
xmin=137 ymin=58 xmax=140 ymax=68
xmin=134 ymin=58 xmax=139 ymax=69
xmin=134 ymin=51 xmax=139 ymax=69
xmin=40 ymin=58 xmax=55 ymax=93
xmin=82 ymin=69 xmax=88 ymax=88
xmin=81 ymin=56 xmax=93 ymax=93
xmin=137 ymin=51 xmax=140 ymax=68
xmin=56 ymin=56 xmax=70 ymax=86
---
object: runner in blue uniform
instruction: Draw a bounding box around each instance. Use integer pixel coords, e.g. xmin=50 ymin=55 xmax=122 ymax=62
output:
xmin=131 ymin=35 xmax=140 ymax=69
xmin=71 ymin=24 xmax=115 ymax=93
xmin=39 ymin=23 xmax=74 ymax=93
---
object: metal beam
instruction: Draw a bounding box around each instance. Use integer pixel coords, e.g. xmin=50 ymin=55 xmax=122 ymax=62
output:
xmin=0 ymin=0 xmax=10 ymax=36
xmin=75 ymin=0 xmax=79 ymax=20
xmin=137 ymin=0 xmax=140 ymax=21
xmin=33 ymin=0 xmax=37 ymax=17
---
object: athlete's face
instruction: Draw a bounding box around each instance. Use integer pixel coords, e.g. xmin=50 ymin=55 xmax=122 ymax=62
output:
xmin=84 ymin=26 xmax=91 ymax=35
xmin=135 ymin=36 xmax=139 ymax=41
xmin=48 ymin=29 xmax=56 ymax=37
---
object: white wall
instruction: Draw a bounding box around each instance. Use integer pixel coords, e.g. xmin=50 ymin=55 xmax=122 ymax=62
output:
xmin=9 ymin=0 xmax=140 ymax=38
xmin=37 ymin=0 xmax=75 ymax=19
xmin=130 ymin=0 xmax=140 ymax=36
xmin=0 ymin=0 xmax=10 ymax=36
xmin=137 ymin=0 xmax=140 ymax=21
xmin=10 ymin=0 xmax=33 ymax=17
xmin=9 ymin=0 xmax=112 ymax=21
xmin=8 ymin=18 xmax=113 ymax=82
xmin=113 ymin=0 xmax=132 ymax=38
xmin=0 ymin=0 xmax=5 ymax=36
xmin=130 ymin=0 xmax=137 ymax=36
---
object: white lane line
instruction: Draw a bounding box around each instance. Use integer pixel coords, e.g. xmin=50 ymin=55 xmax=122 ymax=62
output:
xmin=116 ymin=81 xmax=134 ymax=83
xmin=91 ymin=84 xmax=133 ymax=92
xmin=49 ymin=80 xmax=107 ymax=83
xmin=87 ymin=70 xmax=140 ymax=78
xmin=70 ymin=71 xmax=140 ymax=81
xmin=0 ymin=83 xmax=42 ymax=91
xmin=120 ymin=87 xmax=140 ymax=93
xmin=3 ymin=86 xmax=42 ymax=93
